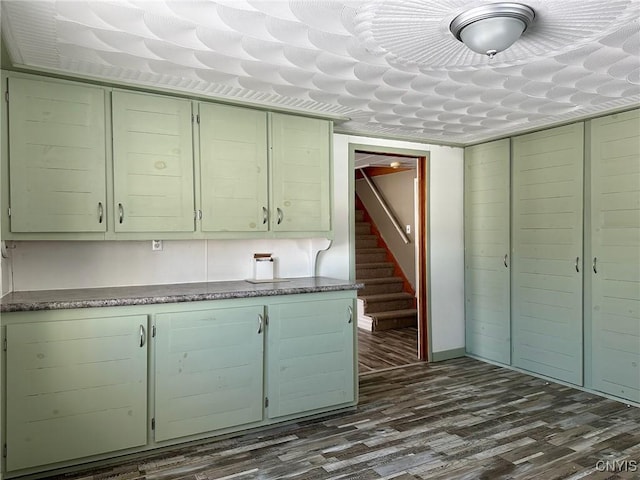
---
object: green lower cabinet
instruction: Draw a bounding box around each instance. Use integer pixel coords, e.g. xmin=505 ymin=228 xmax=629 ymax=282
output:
xmin=266 ymin=296 xmax=356 ymax=419
xmin=1 ymin=290 xmax=359 ymax=477
xmin=5 ymin=314 xmax=148 ymax=472
xmin=154 ymin=305 xmax=265 ymax=441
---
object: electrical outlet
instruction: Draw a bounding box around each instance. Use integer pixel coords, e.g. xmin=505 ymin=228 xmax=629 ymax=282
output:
xmin=405 ymin=224 xmax=411 ymax=235
xmin=152 ymin=240 xmax=163 ymax=251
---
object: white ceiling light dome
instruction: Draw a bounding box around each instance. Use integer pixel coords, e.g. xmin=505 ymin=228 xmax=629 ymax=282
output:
xmin=450 ymin=3 xmax=536 ymax=58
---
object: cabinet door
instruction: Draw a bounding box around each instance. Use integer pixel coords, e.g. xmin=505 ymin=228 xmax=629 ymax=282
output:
xmin=199 ymin=103 xmax=268 ymax=232
xmin=5 ymin=315 xmax=148 ymax=471
xmin=154 ymin=305 xmax=265 ymax=441
xmin=590 ymin=110 xmax=640 ymax=403
xmin=464 ymin=139 xmax=511 ymax=365
xmin=112 ymin=91 xmax=195 ymax=233
xmin=511 ymin=123 xmax=584 ymax=385
xmin=271 ymin=114 xmax=331 ymax=232
xmin=8 ymin=77 xmax=107 ymax=232
xmin=267 ymin=296 xmax=355 ymax=419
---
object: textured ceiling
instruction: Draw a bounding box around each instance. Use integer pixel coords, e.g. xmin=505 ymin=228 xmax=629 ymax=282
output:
xmin=2 ymin=0 xmax=640 ymax=145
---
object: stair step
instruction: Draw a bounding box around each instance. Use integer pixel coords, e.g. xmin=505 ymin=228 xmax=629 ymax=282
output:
xmin=357 ymin=277 xmax=405 ymax=295
xmin=355 ymin=210 xmax=365 ymax=222
xmin=360 ymin=292 xmax=414 ymax=313
xmin=355 ymin=222 xmax=372 ymax=235
xmin=355 ymin=234 xmax=378 ymax=248
xmin=355 ymin=262 xmax=395 ymax=279
xmin=355 ymin=248 xmax=387 ymax=263
xmin=369 ymin=309 xmax=418 ymax=331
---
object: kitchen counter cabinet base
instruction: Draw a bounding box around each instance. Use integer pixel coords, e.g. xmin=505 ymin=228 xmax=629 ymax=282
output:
xmin=267 ymin=297 xmax=355 ymax=419
xmin=5 ymin=314 xmax=148 ymax=471
xmin=1 ymin=288 xmax=358 ymax=478
xmin=154 ymin=305 xmax=265 ymax=441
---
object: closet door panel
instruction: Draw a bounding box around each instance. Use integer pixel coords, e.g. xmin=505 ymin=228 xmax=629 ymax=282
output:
xmin=512 ymin=123 xmax=584 ymax=385
xmin=590 ymin=109 xmax=640 ymax=403
xmin=464 ymin=139 xmax=511 ymax=364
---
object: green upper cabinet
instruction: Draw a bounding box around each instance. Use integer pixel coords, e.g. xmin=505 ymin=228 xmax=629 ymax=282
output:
xmin=270 ymin=113 xmax=331 ymax=233
xmin=464 ymin=139 xmax=511 ymax=365
xmin=7 ymin=77 xmax=107 ymax=233
xmin=112 ymin=91 xmax=195 ymax=233
xmin=3 ymin=73 xmax=334 ymax=239
xmin=511 ymin=123 xmax=585 ymax=386
xmin=198 ymin=103 xmax=269 ymax=232
xmin=589 ymin=109 xmax=640 ymax=403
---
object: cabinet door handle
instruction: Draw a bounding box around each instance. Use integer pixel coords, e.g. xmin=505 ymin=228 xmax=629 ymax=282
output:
xmin=98 ymin=202 xmax=104 ymax=224
xmin=593 ymin=257 xmax=598 ymax=274
xmin=262 ymin=206 xmax=268 ymax=225
xmin=277 ymin=208 xmax=283 ymax=225
xmin=258 ymin=314 xmax=264 ymax=334
xmin=348 ymin=305 xmax=353 ymax=324
xmin=504 ymin=254 xmax=509 ymax=268
xmin=575 ymin=256 xmax=580 ymax=273
xmin=139 ymin=325 xmax=146 ymax=347
xmin=118 ymin=203 xmax=124 ymax=224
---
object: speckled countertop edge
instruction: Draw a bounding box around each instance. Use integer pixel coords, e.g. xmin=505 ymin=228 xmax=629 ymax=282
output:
xmin=0 ymin=277 xmax=363 ymax=313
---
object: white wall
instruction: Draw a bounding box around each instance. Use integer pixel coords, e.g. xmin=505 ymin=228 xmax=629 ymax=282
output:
xmin=8 ymin=237 xmax=344 ymax=291
xmin=429 ymin=152 xmax=465 ymax=354
xmin=0 ymin=251 xmax=11 ymax=296
xmin=333 ymin=134 xmax=465 ymax=357
xmin=11 ymin=240 xmax=203 ymax=290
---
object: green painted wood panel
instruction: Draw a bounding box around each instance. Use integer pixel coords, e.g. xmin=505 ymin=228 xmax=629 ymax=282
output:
xmin=590 ymin=109 xmax=640 ymax=403
xmin=5 ymin=315 xmax=148 ymax=471
xmin=512 ymin=123 xmax=584 ymax=385
xmin=464 ymin=139 xmax=511 ymax=365
xmin=112 ymin=91 xmax=195 ymax=233
xmin=267 ymin=297 xmax=355 ymax=418
xmin=199 ymin=103 xmax=268 ymax=232
xmin=8 ymin=77 xmax=107 ymax=232
xmin=154 ymin=305 xmax=264 ymax=441
xmin=270 ymin=114 xmax=331 ymax=232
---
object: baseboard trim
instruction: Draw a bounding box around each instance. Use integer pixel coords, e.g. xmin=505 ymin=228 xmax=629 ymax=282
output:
xmin=465 ymin=353 xmax=640 ymax=408
xmin=430 ymin=347 xmax=466 ymax=362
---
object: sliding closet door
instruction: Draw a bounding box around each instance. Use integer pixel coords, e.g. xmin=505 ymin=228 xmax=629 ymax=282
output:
xmin=464 ymin=139 xmax=511 ymax=364
xmin=512 ymin=123 xmax=584 ymax=385
xmin=589 ymin=110 xmax=640 ymax=403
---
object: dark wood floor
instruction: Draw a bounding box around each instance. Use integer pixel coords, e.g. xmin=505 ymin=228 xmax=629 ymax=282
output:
xmin=358 ymin=326 xmax=419 ymax=373
xmin=48 ymin=357 xmax=640 ymax=480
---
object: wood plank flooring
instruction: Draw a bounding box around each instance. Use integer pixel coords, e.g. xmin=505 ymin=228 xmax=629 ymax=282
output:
xmin=358 ymin=326 xmax=419 ymax=373
xmin=44 ymin=357 xmax=640 ymax=480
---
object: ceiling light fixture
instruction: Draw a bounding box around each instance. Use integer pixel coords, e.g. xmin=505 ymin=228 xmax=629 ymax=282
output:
xmin=450 ymin=2 xmax=535 ymax=59
xmin=390 ymin=161 xmax=401 ymax=168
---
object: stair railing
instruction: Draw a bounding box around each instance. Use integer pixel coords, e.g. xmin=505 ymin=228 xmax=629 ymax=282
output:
xmin=357 ymin=168 xmax=410 ymax=244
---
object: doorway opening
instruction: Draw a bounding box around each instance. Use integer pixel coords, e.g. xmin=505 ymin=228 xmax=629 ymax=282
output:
xmin=350 ymin=145 xmax=429 ymax=374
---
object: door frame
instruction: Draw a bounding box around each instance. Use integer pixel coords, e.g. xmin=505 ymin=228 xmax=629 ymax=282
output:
xmin=349 ymin=144 xmax=430 ymax=361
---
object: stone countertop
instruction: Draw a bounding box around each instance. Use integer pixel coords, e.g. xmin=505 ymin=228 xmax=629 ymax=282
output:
xmin=0 ymin=277 xmax=362 ymax=313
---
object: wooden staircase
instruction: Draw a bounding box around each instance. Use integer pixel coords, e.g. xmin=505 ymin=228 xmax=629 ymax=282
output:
xmin=355 ymin=208 xmax=418 ymax=331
